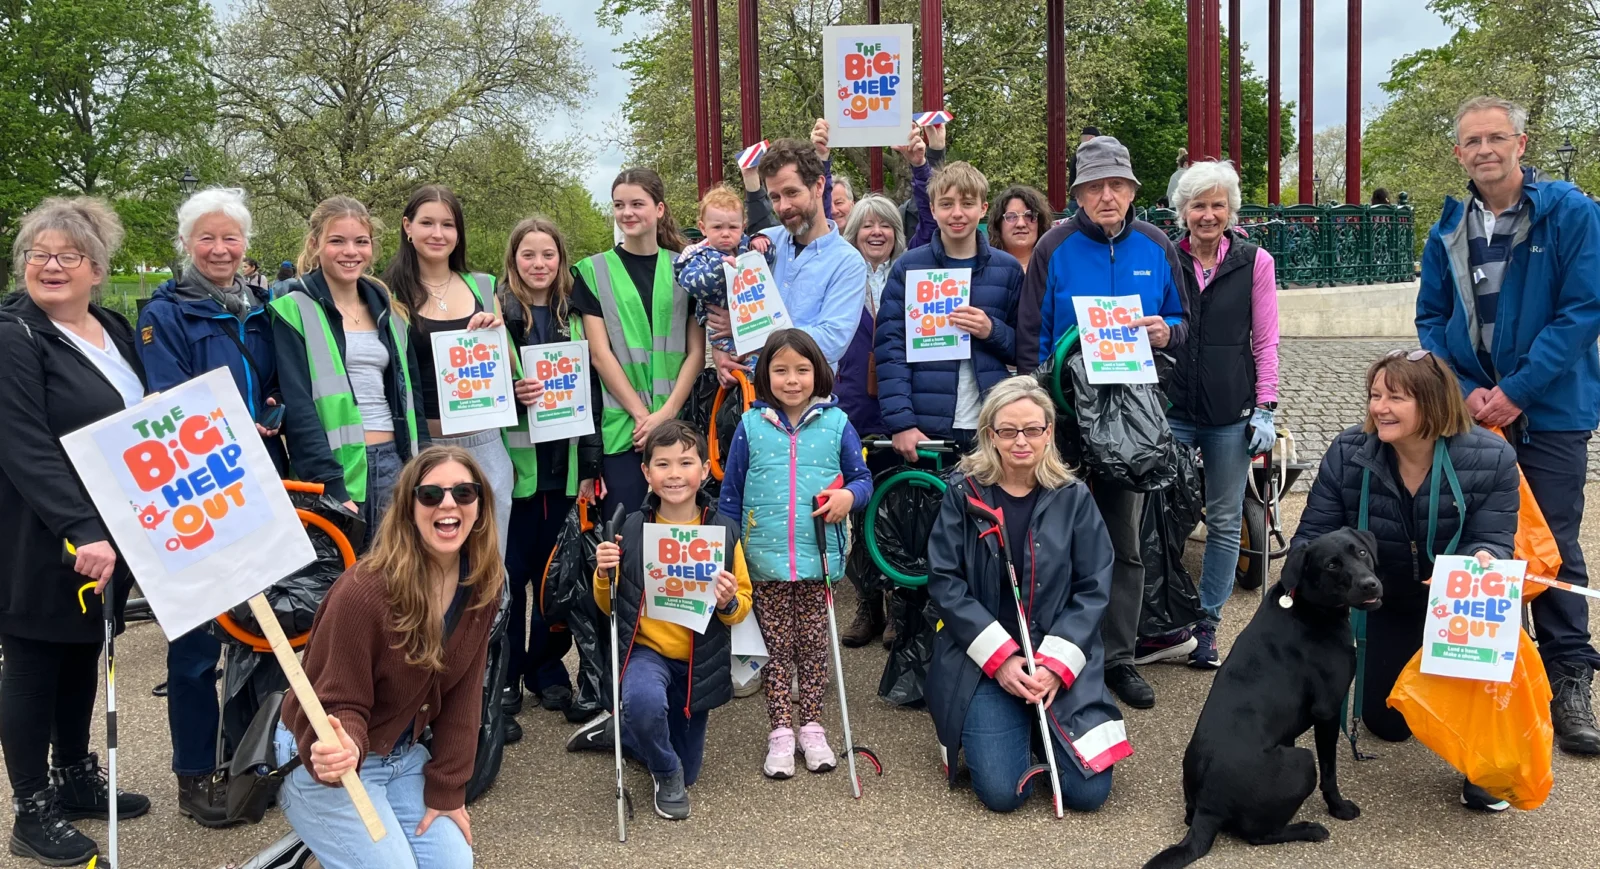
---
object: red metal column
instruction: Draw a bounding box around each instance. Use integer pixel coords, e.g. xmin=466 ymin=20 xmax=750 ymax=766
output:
xmin=868 ymin=0 xmax=884 ymax=192
xmin=1298 ymin=0 xmax=1314 ymax=204
xmin=738 ymin=0 xmax=760 ymax=147
xmin=1268 ymin=0 xmax=1281 ymax=204
xmin=1187 ymin=0 xmax=1202 ymax=160
xmin=1206 ymin=0 xmax=1222 ymax=159
xmin=921 ymin=0 xmax=944 ymax=111
xmin=1345 ymin=0 xmax=1362 ymax=203
xmin=707 ymin=0 xmax=724 ymax=185
xmin=691 ymin=0 xmax=711 ymax=196
xmin=1046 ymin=0 xmax=1066 ymax=212
xmin=1228 ymin=0 xmax=1241 ymax=167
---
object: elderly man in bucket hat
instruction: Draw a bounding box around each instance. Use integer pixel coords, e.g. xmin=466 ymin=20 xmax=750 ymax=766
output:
xmin=1016 ymin=135 xmax=1190 ymax=711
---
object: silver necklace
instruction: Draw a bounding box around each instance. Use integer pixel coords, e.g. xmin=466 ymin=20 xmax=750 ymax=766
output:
xmin=421 ymin=275 xmax=452 ymax=312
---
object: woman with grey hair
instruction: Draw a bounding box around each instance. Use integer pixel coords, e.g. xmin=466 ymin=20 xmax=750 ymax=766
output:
xmin=0 ymin=197 xmax=151 ymax=866
xmin=837 ymin=194 xmax=905 ymax=646
xmin=1164 ymin=160 xmax=1281 ymax=669
xmin=136 ymin=186 xmax=283 ymax=828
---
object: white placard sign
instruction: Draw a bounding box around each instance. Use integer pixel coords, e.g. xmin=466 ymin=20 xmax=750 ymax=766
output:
xmin=60 ymin=368 xmax=316 ymax=639
xmin=821 ymin=24 xmax=915 ymax=148
xmin=1071 ymin=294 xmax=1159 ymax=384
xmin=1421 ymin=555 xmax=1525 ymax=683
xmin=904 ymin=267 xmax=972 ymax=362
xmin=731 ymin=615 xmax=769 ymax=688
xmin=641 ymin=523 xmax=726 ymax=634
xmin=432 ymin=328 xmax=519 ymax=435
xmin=520 ymin=341 xmax=595 ymax=443
xmin=722 ymin=251 xmax=792 ymax=356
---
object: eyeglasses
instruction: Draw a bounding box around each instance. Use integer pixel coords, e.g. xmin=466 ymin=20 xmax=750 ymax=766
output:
xmin=23 ymin=250 xmax=86 ymax=269
xmin=1002 ymin=211 xmax=1037 ymax=225
xmin=1460 ymin=133 xmax=1520 ymax=151
xmin=414 ymin=483 xmax=482 ymax=508
xmin=989 ymin=425 xmax=1049 ymax=441
xmin=1384 ymin=349 xmax=1432 ymax=362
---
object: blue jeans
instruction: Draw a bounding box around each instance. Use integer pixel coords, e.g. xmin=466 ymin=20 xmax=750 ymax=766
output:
xmin=360 ymin=441 xmax=405 ymax=551
xmin=620 ymin=646 xmax=708 ymax=785
xmin=274 ymin=723 xmax=472 ymax=869
xmin=960 ymin=680 xmax=1113 ymax=813
xmin=1168 ymin=416 xmax=1252 ymax=624
xmin=1515 ymin=431 xmax=1600 ymax=668
xmin=167 ymin=627 xmax=221 ymax=775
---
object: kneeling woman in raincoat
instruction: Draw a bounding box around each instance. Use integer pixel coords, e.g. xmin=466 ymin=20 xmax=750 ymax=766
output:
xmin=926 ymin=376 xmax=1131 ymax=813
xmin=1291 ymin=349 xmax=1519 ymax=811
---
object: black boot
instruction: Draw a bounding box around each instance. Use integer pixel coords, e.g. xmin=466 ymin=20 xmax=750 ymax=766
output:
xmin=501 ymin=684 xmax=524 ymax=717
xmin=1549 ymin=661 xmax=1600 ymax=756
xmin=840 ymin=592 xmax=885 ymax=648
xmin=10 ymin=786 xmax=97 ymax=867
xmin=49 ymin=753 xmax=150 ymax=822
xmin=503 ymin=717 xmax=523 ymax=745
xmin=881 ymin=592 xmax=899 ymax=650
xmin=177 ymin=773 xmax=232 ymax=828
xmin=1105 ymin=663 xmax=1155 ymax=709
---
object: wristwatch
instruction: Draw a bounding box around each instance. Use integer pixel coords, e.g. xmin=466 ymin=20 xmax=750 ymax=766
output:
xmin=1258 ymin=402 xmax=1278 ymax=412
xmin=719 ymin=598 xmax=739 ymax=615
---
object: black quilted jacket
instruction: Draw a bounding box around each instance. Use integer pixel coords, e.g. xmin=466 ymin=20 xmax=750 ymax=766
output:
xmin=1291 ymin=425 xmax=1519 ymax=608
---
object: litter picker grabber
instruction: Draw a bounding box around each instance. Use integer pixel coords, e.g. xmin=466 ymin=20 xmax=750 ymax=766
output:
xmin=813 ymin=493 xmax=883 ymax=798
xmin=70 ymin=544 xmax=120 ymax=869
xmin=958 ymin=491 xmax=1065 ymax=818
xmin=603 ymin=504 xmax=633 ymax=842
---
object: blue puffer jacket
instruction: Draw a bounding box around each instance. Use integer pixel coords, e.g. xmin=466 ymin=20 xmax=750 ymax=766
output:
xmin=1416 ymin=167 xmax=1600 ymax=431
xmin=137 ymin=279 xmax=285 ymax=472
xmin=874 ymin=232 xmax=1021 ymax=437
xmin=717 ymin=399 xmax=873 ymax=582
xmin=1016 ymin=208 xmax=1188 ymax=374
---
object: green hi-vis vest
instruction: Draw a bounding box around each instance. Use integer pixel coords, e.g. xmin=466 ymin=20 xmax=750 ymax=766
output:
xmin=573 ymin=250 xmax=688 ymax=454
xmin=269 ymin=286 xmax=419 ymax=504
xmin=503 ymin=311 xmax=584 ymax=500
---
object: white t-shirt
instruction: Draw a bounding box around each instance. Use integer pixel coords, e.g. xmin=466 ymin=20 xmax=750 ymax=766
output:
xmin=54 ymin=320 xmax=144 ymax=408
xmin=953 ymin=362 xmax=981 ymax=432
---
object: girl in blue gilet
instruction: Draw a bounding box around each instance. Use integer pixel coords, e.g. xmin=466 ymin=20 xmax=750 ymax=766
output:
xmin=717 ymin=329 xmax=873 ymax=780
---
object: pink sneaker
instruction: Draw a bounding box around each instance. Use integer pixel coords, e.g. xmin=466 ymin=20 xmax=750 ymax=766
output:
xmin=763 ymin=727 xmax=795 ymax=779
xmin=798 ymin=722 xmax=837 ymax=773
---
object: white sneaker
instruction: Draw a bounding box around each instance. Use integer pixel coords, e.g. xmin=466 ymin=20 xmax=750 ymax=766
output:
xmin=797 ymin=722 xmax=837 ymax=773
xmin=763 ymin=727 xmax=795 ymax=779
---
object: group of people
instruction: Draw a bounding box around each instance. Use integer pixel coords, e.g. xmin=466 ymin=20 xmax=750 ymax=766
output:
xmin=0 ymin=91 xmax=1596 ymax=867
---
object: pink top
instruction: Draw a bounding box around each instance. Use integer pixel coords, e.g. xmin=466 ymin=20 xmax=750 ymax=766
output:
xmin=1181 ymin=234 xmax=1280 ymax=405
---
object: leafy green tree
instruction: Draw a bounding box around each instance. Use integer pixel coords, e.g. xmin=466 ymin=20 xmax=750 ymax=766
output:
xmin=0 ymin=0 xmax=216 ymax=281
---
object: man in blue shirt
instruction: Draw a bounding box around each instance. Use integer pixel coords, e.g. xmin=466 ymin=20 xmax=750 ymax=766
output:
xmin=1016 ymin=136 xmax=1190 ymax=712
xmin=1417 ymin=95 xmax=1600 ymax=756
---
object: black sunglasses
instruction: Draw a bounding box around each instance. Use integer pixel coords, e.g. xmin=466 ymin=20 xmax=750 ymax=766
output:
xmin=414 ymin=482 xmax=481 ymax=508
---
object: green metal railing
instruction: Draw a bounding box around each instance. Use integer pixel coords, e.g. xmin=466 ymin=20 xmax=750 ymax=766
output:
xmin=1134 ymin=199 xmax=1416 ymax=288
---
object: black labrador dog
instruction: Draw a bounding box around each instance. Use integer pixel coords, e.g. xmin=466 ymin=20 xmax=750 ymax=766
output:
xmin=1144 ymin=528 xmax=1382 ymax=869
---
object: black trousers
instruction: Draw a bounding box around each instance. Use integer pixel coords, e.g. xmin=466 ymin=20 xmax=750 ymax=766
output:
xmin=0 ymin=634 xmax=102 ymax=796
xmin=505 ymin=492 xmax=576 ymax=694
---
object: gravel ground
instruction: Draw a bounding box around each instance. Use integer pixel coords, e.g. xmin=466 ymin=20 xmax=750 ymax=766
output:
xmin=5 ymin=487 xmax=1600 ymax=869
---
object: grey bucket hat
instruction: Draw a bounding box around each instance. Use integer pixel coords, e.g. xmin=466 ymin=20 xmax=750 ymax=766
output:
xmin=1073 ymin=136 xmax=1140 ymax=189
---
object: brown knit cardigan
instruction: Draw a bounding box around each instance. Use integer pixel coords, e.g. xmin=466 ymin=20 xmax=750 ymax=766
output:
xmin=281 ymin=564 xmax=493 ymax=810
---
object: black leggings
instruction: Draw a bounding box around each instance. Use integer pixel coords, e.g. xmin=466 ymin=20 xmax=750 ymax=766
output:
xmin=0 ymin=634 xmax=102 ymax=797
xmin=1360 ymin=601 xmax=1427 ymax=743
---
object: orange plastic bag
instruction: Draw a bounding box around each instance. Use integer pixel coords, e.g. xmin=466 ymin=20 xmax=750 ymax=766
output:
xmin=1387 ymin=630 xmax=1554 ymax=810
xmin=1487 ymin=426 xmax=1562 ymax=602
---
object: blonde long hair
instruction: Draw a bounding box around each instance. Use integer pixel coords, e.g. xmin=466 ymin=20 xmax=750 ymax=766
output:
xmin=297 ymin=196 xmax=381 ymax=278
xmin=959 ymin=376 xmax=1076 ymax=489
xmin=360 ymin=446 xmax=504 ymax=671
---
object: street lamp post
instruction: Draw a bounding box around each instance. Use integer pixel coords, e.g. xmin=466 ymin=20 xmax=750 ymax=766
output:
xmin=1556 ymin=138 xmax=1578 ymax=183
xmin=179 ymin=168 xmax=199 ymax=198
xmin=1313 ymin=173 xmax=1322 ymax=205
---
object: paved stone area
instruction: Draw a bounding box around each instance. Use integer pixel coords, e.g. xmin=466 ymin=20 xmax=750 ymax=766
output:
xmin=1276 ymin=338 xmax=1600 ymax=489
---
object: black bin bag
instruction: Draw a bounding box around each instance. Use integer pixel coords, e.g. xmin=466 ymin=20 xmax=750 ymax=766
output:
xmin=466 ymin=582 xmax=511 ymax=804
xmin=1066 ymin=351 xmax=1178 ymax=493
xmin=540 ymin=499 xmax=609 ymax=721
xmin=1138 ymin=443 xmax=1207 ymax=639
xmin=877 ymin=590 xmax=939 ymax=708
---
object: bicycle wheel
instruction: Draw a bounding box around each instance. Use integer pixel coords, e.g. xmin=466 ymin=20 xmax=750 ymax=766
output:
xmin=863 ymin=466 xmax=949 ymax=589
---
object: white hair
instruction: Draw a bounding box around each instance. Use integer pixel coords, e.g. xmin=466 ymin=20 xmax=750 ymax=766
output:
xmin=842 ymin=194 xmax=906 ymax=261
xmin=1173 ymin=160 xmax=1242 ymax=231
xmin=1455 ymin=96 xmax=1528 ymax=141
xmin=833 ymin=176 xmax=855 ymax=201
xmin=174 ymin=187 xmax=253 ymax=256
